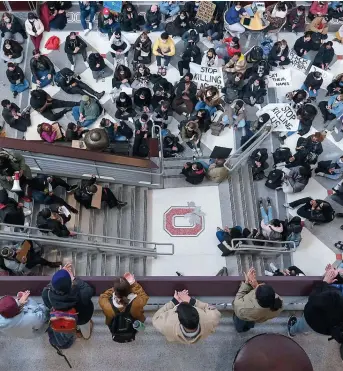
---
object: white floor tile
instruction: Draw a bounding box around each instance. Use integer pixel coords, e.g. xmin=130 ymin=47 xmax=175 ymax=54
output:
xmin=201 ymin=126 xmax=235 ymax=152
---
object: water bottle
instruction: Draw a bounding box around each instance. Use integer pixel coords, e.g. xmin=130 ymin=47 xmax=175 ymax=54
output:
xmin=133 ymin=320 xmax=145 ymax=332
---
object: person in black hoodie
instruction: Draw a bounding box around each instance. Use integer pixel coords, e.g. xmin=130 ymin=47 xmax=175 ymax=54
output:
xmin=172 ymin=73 xmax=197 ymax=116
xmin=222 ymin=72 xmax=245 ymax=104
xmin=111 ymin=64 xmax=132 ymax=95
xmin=313 ymin=41 xmax=335 ymax=70
xmin=0 ymin=188 xmax=30 ymax=226
xmin=65 ymin=32 xmax=88 ymax=71
xmin=205 ymin=14 xmax=224 ymax=42
xmin=163 ymin=132 xmax=184 ymax=158
xmin=36 ymin=205 xmax=74 ymax=237
xmin=57 ymin=67 xmax=104 ymax=99
xmin=181 ymin=162 xmax=206 ymax=185
xmin=301 ymin=71 xmax=323 ymax=100
xmin=120 ymin=2 xmax=139 ymax=32
xmin=134 ymin=87 xmax=152 ymax=113
xmin=242 ymin=77 xmax=267 ymax=106
xmin=183 ymin=1 xmax=200 ymax=21
xmin=181 ymin=29 xmax=200 ymax=47
xmin=166 ymin=11 xmax=190 ymax=37
xmin=152 ymin=77 xmax=174 ymax=109
xmin=294 ymin=31 xmax=312 ymax=57
xmin=74 ymin=176 xmax=127 ymax=210
xmin=268 ymin=39 xmax=290 ymax=68
xmin=6 ymin=63 xmax=29 ymax=98
xmin=285 ymin=89 xmax=309 ymax=109
xmin=1 ymin=39 xmax=23 ymax=64
xmin=133 ymin=113 xmax=153 ymax=157
xmin=88 ymin=52 xmax=113 ymax=82
xmin=65 ymin=122 xmax=88 ymax=141
xmin=152 ymin=101 xmax=171 ymax=128
xmin=30 ymin=49 xmax=55 ymax=88
xmin=1 ymin=99 xmax=30 ymax=132
xmin=0 ymin=12 xmax=27 ymax=44
xmin=133 ymin=32 xmax=152 ymax=67
xmin=177 ymin=41 xmax=201 ymax=76
xmin=115 ymin=92 xmax=135 ymax=120
xmin=48 ymin=2 xmax=68 ymax=30
xmin=144 ymin=5 xmax=164 ymax=32
xmin=42 ymin=265 xmax=95 ymax=341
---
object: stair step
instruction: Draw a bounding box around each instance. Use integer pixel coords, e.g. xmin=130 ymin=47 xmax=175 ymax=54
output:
xmin=119 ymin=186 xmax=135 ymax=246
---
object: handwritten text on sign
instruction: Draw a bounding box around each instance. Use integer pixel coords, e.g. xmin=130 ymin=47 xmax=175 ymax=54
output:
xmin=257 ymin=103 xmax=298 ymax=132
xmin=308 ymin=65 xmax=333 ymax=90
xmin=268 ymin=70 xmax=292 ymax=88
xmin=289 ymin=49 xmax=311 ymax=74
xmin=196 ymin=1 xmax=216 ymax=23
xmin=189 ymin=62 xmax=224 ymax=90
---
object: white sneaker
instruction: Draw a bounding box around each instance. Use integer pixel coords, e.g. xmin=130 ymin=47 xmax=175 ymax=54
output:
xmin=197 ymin=149 xmax=203 ymax=157
xmin=265 ymin=270 xmax=274 ymax=276
xmin=128 ymin=117 xmax=134 ymax=123
xmin=84 ymin=28 xmax=91 ymax=35
xmin=70 ymin=64 xmax=75 ymax=71
xmin=88 ymin=22 xmax=92 ymax=30
xmin=283 ymin=203 xmax=293 ymax=209
xmin=84 ymin=61 xmax=89 ymax=68
xmin=24 ymin=210 xmax=32 ymax=217
xmin=269 ymin=262 xmax=278 ymax=272
xmin=316 ymin=172 xmax=325 ymax=177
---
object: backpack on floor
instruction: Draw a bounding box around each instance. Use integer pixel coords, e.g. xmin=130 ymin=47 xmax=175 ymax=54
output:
xmin=138 ymin=138 xmax=149 ymax=158
xmin=45 ymin=36 xmax=60 ymax=50
xmin=109 ymin=301 xmax=137 ymax=343
xmin=49 ymin=307 xmax=78 ymax=334
xmin=246 ymin=46 xmax=263 ymax=64
xmin=272 ymin=147 xmax=292 ymax=165
xmin=260 ymin=37 xmax=273 ymax=57
xmin=265 ymin=169 xmax=283 ymax=190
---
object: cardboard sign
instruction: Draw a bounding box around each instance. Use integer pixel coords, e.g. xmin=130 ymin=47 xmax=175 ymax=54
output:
xmin=72 ymin=140 xmax=86 ymax=149
xmin=257 ymin=103 xmax=298 ymax=132
xmin=91 ymin=184 xmax=102 ymax=209
xmin=196 ymin=1 xmax=216 ymax=23
xmin=308 ymin=65 xmax=333 ymax=90
xmin=16 ymin=240 xmax=31 ymax=262
xmin=267 ymin=69 xmax=292 ymax=88
xmin=51 ymin=123 xmax=63 ymax=140
xmin=189 ymin=62 xmax=224 ymax=90
xmin=289 ymin=49 xmax=311 ymax=74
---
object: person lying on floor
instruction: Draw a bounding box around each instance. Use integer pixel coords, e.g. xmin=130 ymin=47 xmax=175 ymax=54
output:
xmin=316 ymin=156 xmax=343 ymax=180
xmin=1 ymin=100 xmax=31 ymax=132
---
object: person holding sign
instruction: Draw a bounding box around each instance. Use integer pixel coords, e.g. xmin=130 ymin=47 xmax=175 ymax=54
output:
xmin=313 ymin=41 xmax=335 ymax=71
xmin=294 ymin=32 xmax=312 ymax=58
xmin=268 ymin=40 xmax=290 ymax=68
xmin=301 ymin=71 xmax=323 ymax=100
xmin=318 ymin=94 xmax=343 ymax=124
xmin=225 ymin=2 xmax=247 ymax=39
xmin=153 ymin=32 xmax=175 ymax=76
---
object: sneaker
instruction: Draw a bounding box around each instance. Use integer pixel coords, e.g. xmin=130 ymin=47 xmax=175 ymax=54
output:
xmin=24 ymin=210 xmax=32 ymax=217
xmin=88 ymin=22 xmax=92 ymax=30
xmin=269 ymin=262 xmax=278 ymax=272
xmin=70 ymin=64 xmax=75 ymax=71
xmin=158 ymin=66 xmax=163 ymax=75
xmin=161 ymin=67 xmax=167 ymax=76
xmin=316 ymin=172 xmax=325 ymax=177
xmin=13 ymin=91 xmax=18 ymax=98
xmin=283 ymin=203 xmax=293 ymax=209
xmin=117 ymin=201 xmax=127 ymax=209
xmin=84 ymin=61 xmax=89 ymax=68
xmin=264 ymin=270 xmax=274 ymax=276
xmin=68 ymin=206 xmax=79 ymax=214
xmin=84 ymin=28 xmax=91 ymax=35
xmin=287 ymin=315 xmax=297 ymax=337
xmin=197 ymin=149 xmax=203 ymax=157
xmin=267 ymin=197 xmax=271 ymax=206
xmin=67 ymin=184 xmax=79 ymax=193
xmin=259 ymin=197 xmax=263 ymax=206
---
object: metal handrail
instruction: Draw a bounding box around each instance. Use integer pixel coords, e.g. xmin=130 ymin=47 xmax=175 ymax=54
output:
xmin=230 ymin=238 xmax=296 ymax=253
xmin=151 ymin=124 xmax=165 ymax=176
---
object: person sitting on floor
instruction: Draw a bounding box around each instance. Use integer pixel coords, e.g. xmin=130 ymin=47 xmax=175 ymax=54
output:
xmin=111 ymin=64 xmax=132 ymax=99
xmin=6 ymin=62 xmax=29 ymax=99
xmin=79 ymin=1 xmax=98 ymax=35
xmin=99 ymin=118 xmax=133 ymax=142
xmin=36 ymin=205 xmax=75 ymax=237
xmin=163 ymin=131 xmax=184 ymax=158
xmin=181 ymin=121 xmax=202 ymax=156
xmin=152 ymin=101 xmax=171 ymax=129
xmin=166 ymin=11 xmax=189 ymax=37
xmin=329 ymin=1 xmax=343 ymax=19
xmin=214 ymin=36 xmax=241 ymax=62
xmin=65 ymin=122 xmax=88 ymax=141
xmin=74 ymin=175 xmax=127 ymax=210
xmin=308 ymin=1 xmax=329 ymax=21
xmin=30 ymin=50 xmax=55 ymax=88
xmin=97 ymin=7 xmax=118 ymax=39
xmin=301 ymin=71 xmax=323 ymax=101
xmin=181 ymin=29 xmax=199 ymax=48
xmin=286 ymin=5 xmax=306 ymax=33
xmin=242 ymin=78 xmax=266 ymax=107
xmin=207 ymin=159 xmax=229 ymax=183
xmin=72 ymin=95 xmax=101 ymax=128
xmin=294 ymin=32 xmax=312 ymax=58
xmin=227 ymin=99 xmax=246 ymax=130
xmin=205 ymin=14 xmax=224 ymax=42
xmin=25 ymin=12 xmax=44 ymax=50
xmin=120 ymin=2 xmax=140 ymax=32
xmin=160 ymin=1 xmax=180 ymax=18
xmin=181 ymin=162 xmax=206 ymax=185
xmin=132 ymin=32 xmax=152 ymax=67
xmin=327 ymin=74 xmax=343 ymax=96
xmin=222 ymin=72 xmax=245 ymax=104
xmin=37 ymin=122 xmax=64 ymax=143
xmin=1 ymin=39 xmax=23 ymax=64
xmin=144 ymin=5 xmax=164 ymax=32
xmin=115 ymin=92 xmax=135 ymax=120
xmin=188 ymin=109 xmax=211 ymax=133
xmin=178 ymin=40 xmax=201 ymax=77
xmin=131 ymin=64 xmax=151 ymax=90
xmin=306 ymin=16 xmax=329 ymax=38
xmin=0 ymin=188 xmax=31 ymax=226
xmin=285 ymin=89 xmax=310 ymax=110
xmin=201 ymin=48 xmax=220 ymax=68
xmin=172 ymin=73 xmax=197 ymax=116
xmin=151 ymin=77 xmax=174 ymax=109
xmin=48 ymin=2 xmax=67 ymax=30
xmin=318 ymin=94 xmax=343 ymax=124
xmin=280 ymin=165 xmax=312 ymax=194
xmin=316 ymin=155 xmax=343 ymax=180
xmin=88 ymin=52 xmax=113 ymax=82
xmin=334 ymin=24 xmax=343 ymax=44
xmin=259 ymin=197 xmax=283 ymax=240
xmin=313 ymin=41 xmax=335 ymax=70
xmin=223 ymin=52 xmax=247 ymax=77
xmin=0 ymin=12 xmax=27 ymax=44
xmin=265 ymin=262 xmax=305 ymax=277
xmin=268 ymin=39 xmax=290 ymax=68
xmin=153 ymin=32 xmax=175 ymax=76
xmin=109 ymin=29 xmax=131 ymax=67
xmin=57 ymin=67 xmax=105 ymax=100
xmin=65 ymin=32 xmax=89 ymax=71
xmin=1 ymin=100 xmax=30 ymax=132
xmin=134 ymin=87 xmax=152 ymax=113
xmin=264 ymin=2 xmax=288 ymax=33
xmin=195 ymin=86 xmax=221 ymax=116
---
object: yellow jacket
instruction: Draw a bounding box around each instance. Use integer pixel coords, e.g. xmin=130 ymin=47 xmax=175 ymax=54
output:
xmin=153 ymin=38 xmax=175 ymax=57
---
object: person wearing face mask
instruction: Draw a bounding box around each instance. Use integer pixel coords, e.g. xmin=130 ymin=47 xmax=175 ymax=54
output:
xmin=286 ymin=5 xmax=306 ymax=33
xmin=133 ymin=113 xmax=153 ymax=157
xmin=227 ymin=99 xmax=246 ymax=130
xmin=181 ymin=121 xmax=202 ymax=156
xmin=319 ymin=94 xmax=343 ymax=124
xmin=98 ymin=7 xmax=119 ymax=39
xmin=294 ymin=32 xmax=312 ymax=58
xmin=88 ymin=52 xmax=112 ymax=82
xmin=225 ymin=2 xmax=247 ymax=39
xmin=25 ymin=13 xmax=44 ymax=50
xmin=205 ymin=14 xmax=224 ymax=42
xmin=65 ymin=32 xmax=89 ymax=71
xmin=131 ymin=64 xmax=151 ymax=90
xmin=184 ymin=1 xmax=201 ymax=21
xmin=201 ymin=48 xmax=220 ymax=67
xmin=48 ymin=2 xmax=68 ymax=30
xmin=152 ymin=77 xmax=174 ymax=109
xmin=172 ymin=73 xmax=198 ymax=116
xmin=6 ymin=63 xmax=29 ymax=99
xmin=181 ymin=162 xmax=205 ymax=184
xmin=110 ymin=29 xmax=131 ymax=68
xmin=79 ymin=1 xmax=98 ymax=35
xmin=313 ymin=41 xmax=335 ymax=70
xmin=182 ymin=29 xmax=199 ymax=48
xmin=72 ymin=95 xmax=101 ymax=128
xmin=178 ymin=40 xmax=201 ymax=76
xmin=120 ymin=2 xmax=140 ymax=32
xmin=0 ymin=12 xmax=27 ymax=44
xmin=153 ymin=32 xmax=176 ymax=76
xmin=144 ymin=5 xmax=164 ymax=32
xmin=30 ymin=49 xmax=55 ymax=88
xmin=242 ymin=78 xmax=266 ymax=107
xmin=134 ymin=87 xmax=153 ymax=113
xmin=166 ymin=11 xmax=189 ymax=37
xmin=308 ymin=1 xmax=329 ymax=21
xmin=268 ymin=40 xmax=290 ymax=68
xmin=152 ymin=101 xmax=171 ymax=129
xmin=316 ymin=155 xmax=343 ymax=180
xmin=115 ymin=92 xmax=135 ymax=120
xmin=245 ymin=60 xmax=270 ymax=82
xmin=111 ymin=64 xmax=132 ymax=100
xmin=1 ymin=39 xmax=23 ymax=64
xmin=187 ymin=109 xmax=211 ymax=133
xmin=214 ymin=36 xmax=240 ymax=63
xmin=327 ymin=74 xmax=343 ymax=96
xmin=222 ymin=72 xmax=245 ymax=104
xmin=301 ymin=71 xmax=323 ymax=101
xmin=160 ymin=1 xmax=181 ymax=18
xmin=195 ymin=86 xmax=221 ymax=116
xmin=133 ymin=32 xmax=152 ymax=67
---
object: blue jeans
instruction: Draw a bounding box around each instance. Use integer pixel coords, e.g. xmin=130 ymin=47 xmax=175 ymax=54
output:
xmin=303 ymin=54 xmax=311 ymax=60
xmin=301 ymin=83 xmax=317 ymax=98
xmin=216 ymin=226 xmax=242 ymax=243
xmin=289 ymin=314 xmax=312 ymax=335
xmin=195 ymin=101 xmax=217 ymax=116
xmin=80 ymin=8 xmax=97 ymax=29
xmin=160 ymin=4 xmax=180 ymax=16
xmin=32 ymin=70 xmax=53 ymax=88
xmin=72 ymin=106 xmax=96 ymax=127
xmin=233 ymin=313 xmax=255 ymax=332
xmin=260 ymin=205 xmax=273 ymax=224
xmin=99 ymin=24 xmax=119 ymax=38
xmin=207 ymin=30 xmax=220 ymax=41
xmin=10 ymin=79 xmax=29 ymax=93
xmin=144 ymin=23 xmax=164 ymax=32
xmin=156 ymin=55 xmax=171 ymax=67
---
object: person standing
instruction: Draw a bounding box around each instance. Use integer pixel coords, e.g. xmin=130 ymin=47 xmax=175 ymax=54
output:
xmin=152 ymin=289 xmax=221 ymax=344
xmin=25 ymin=13 xmax=44 ymax=50
xmin=233 ymin=267 xmax=283 ymax=332
xmin=79 ymin=1 xmax=98 ymax=35
xmin=6 ymin=63 xmax=29 ymax=99
xmin=65 ymin=32 xmax=89 ymax=71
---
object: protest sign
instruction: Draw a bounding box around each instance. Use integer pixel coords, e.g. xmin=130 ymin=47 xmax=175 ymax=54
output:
xmin=196 ymin=1 xmax=216 ymax=23
xmin=189 ymin=62 xmax=224 ymax=90
xmin=289 ymin=49 xmax=311 ymax=74
xmin=103 ymin=1 xmax=122 ymax=12
xmin=309 ymin=65 xmax=333 ymax=89
xmin=257 ymin=103 xmax=298 ymax=132
xmin=267 ymin=69 xmax=292 ymax=88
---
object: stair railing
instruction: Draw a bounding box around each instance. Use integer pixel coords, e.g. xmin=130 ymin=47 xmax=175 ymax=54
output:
xmin=0 ymin=223 xmax=175 ymax=257
xmin=151 ymin=123 xmax=165 ymax=176
xmin=228 ymin=238 xmax=296 ymax=253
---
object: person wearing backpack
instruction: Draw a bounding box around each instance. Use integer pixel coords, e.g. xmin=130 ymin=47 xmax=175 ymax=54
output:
xmin=259 ymin=197 xmax=283 ymax=240
xmin=0 ymin=291 xmax=49 ymax=338
xmin=152 ymin=289 xmax=221 ymax=344
xmin=99 ymin=273 xmax=149 ymax=342
xmin=42 ymin=264 xmax=95 ymax=345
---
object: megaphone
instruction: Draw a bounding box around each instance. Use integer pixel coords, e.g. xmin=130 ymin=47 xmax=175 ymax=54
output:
xmin=11 ymin=171 xmax=22 ymax=192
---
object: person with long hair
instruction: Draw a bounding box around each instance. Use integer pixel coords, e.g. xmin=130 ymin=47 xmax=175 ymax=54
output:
xmin=0 ymin=12 xmax=27 ymax=44
xmin=25 ymin=12 xmax=44 ymax=50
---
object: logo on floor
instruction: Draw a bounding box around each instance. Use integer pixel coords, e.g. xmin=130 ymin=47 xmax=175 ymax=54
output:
xmin=163 ymin=202 xmax=205 ymax=237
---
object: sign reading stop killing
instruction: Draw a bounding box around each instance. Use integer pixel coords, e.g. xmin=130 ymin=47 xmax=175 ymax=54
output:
xmin=189 ymin=62 xmax=224 ymax=90
xmin=257 ymin=103 xmax=298 ymax=132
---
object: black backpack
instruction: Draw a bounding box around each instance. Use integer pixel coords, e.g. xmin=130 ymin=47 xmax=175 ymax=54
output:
xmin=272 ymin=147 xmax=292 ymax=165
xmin=138 ymin=139 xmax=149 ymax=157
xmin=118 ymin=121 xmax=133 ymax=139
xmin=109 ymin=301 xmax=137 ymax=343
xmin=265 ymin=169 xmax=283 ymax=189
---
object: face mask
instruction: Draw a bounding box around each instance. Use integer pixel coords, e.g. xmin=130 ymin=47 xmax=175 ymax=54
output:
xmin=5 ymin=45 xmax=10 ymax=49
xmin=180 ymin=16 xmax=185 ymax=20
xmin=120 ymin=71 xmax=125 ymax=75
xmin=120 ymin=99 xmax=125 ymax=102
xmin=235 ymin=7 xmax=241 ymax=11
xmin=139 ymin=69 xmax=144 ymax=73
xmin=235 ymin=76 xmax=240 ymax=81
xmin=104 ymin=14 xmax=109 ymax=18
xmin=3 ymin=17 xmax=10 ymax=23
xmin=141 ymin=38 xmax=147 ymax=42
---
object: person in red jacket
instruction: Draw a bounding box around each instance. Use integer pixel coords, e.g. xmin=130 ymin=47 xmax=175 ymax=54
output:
xmin=308 ymin=1 xmax=329 ymax=21
xmin=214 ymin=36 xmax=240 ymax=63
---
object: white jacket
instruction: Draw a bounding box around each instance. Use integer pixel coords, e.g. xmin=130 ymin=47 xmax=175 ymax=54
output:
xmin=109 ymin=34 xmax=131 ymax=55
xmin=25 ymin=19 xmax=44 ymax=36
xmin=201 ymin=53 xmax=219 ymax=67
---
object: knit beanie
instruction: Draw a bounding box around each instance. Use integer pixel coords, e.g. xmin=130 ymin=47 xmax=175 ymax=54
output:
xmin=0 ymin=296 xmax=20 ymax=318
xmin=51 ymin=269 xmax=72 ymax=293
xmin=255 ymin=284 xmax=276 ymax=308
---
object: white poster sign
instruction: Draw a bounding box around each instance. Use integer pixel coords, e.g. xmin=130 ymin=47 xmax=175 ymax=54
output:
xmin=289 ymin=49 xmax=311 ymax=74
xmin=257 ymin=103 xmax=298 ymax=132
xmin=267 ymin=69 xmax=292 ymax=88
xmin=308 ymin=65 xmax=333 ymax=89
xmin=189 ymin=62 xmax=224 ymax=90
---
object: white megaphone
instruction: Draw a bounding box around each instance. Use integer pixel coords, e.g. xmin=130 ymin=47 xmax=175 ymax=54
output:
xmin=11 ymin=171 xmax=22 ymax=192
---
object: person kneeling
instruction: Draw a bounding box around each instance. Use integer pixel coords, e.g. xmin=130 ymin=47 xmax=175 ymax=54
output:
xmin=181 ymin=162 xmax=205 ymax=185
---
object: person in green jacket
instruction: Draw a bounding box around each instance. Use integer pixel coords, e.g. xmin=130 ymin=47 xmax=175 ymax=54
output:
xmin=72 ymin=95 xmax=101 ymax=127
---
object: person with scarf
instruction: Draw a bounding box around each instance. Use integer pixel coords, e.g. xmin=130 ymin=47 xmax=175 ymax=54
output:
xmin=308 ymin=1 xmax=329 ymax=21
xmin=172 ymin=73 xmax=197 ymax=116
xmin=1 ymin=39 xmax=23 ymax=64
xmin=327 ymin=74 xmax=343 ymax=96
xmin=64 ymin=32 xmax=88 ymax=71
xmin=30 ymin=49 xmax=55 ymax=88
xmin=88 ymin=52 xmax=113 ymax=82
xmin=301 ymin=71 xmax=323 ymax=100
xmin=195 ymin=86 xmax=221 ymax=116
xmin=48 ymin=2 xmax=67 ymax=30
xmin=264 ymin=2 xmax=288 ymax=33
xmin=6 ymin=63 xmax=29 ymax=99
xmin=131 ymin=64 xmax=151 ymax=90
xmin=181 ymin=121 xmax=202 ymax=156
xmin=181 ymin=162 xmax=205 ymax=185
xmin=111 ymin=64 xmax=132 ymax=100
xmin=115 ymin=92 xmax=135 ymax=120
xmin=242 ymin=78 xmax=266 ymax=107
xmin=99 ymin=273 xmax=149 ymax=334
xmin=294 ymin=32 xmax=312 ymax=58
xmin=0 ymin=12 xmax=27 ymax=44
xmin=132 ymin=32 xmax=152 ymax=68
xmin=98 ymin=7 xmax=119 ymax=39
xmin=313 ymin=41 xmax=335 ymax=70
xmin=201 ymin=48 xmax=219 ymax=67
xmin=79 ymin=1 xmax=98 ymax=35
xmin=120 ymin=2 xmax=139 ymax=32
xmin=319 ymin=94 xmax=343 ymax=123
xmin=144 ymin=4 xmax=164 ymax=32
xmin=268 ymin=39 xmax=290 ymax=68
xmin=178 ymin=40 xmax=201 ymax=76
xmin=25 ymin=12 xmax=44 ymax=50
xmin=225 ymin=2 xmax=247 ymax=39
xmin=1 ymin=100 xmax=30 ymax=132
xmin=109 ymin=29 xmax=131 ymax=67
xmin=153 ymin=32 xmax=175 ymax=76
xmin=286 ymin=5 xmax=306 ymax=33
